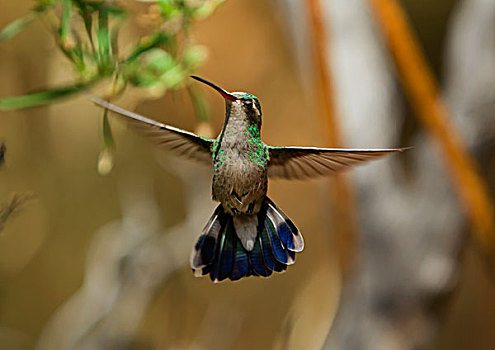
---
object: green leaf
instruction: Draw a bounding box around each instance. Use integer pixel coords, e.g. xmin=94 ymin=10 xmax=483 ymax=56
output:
xmin=152 ymin=0 xmax=181 ymax=18
xmin=102 ymin=107 xmax=115 ymax=150
xmin=58 ymin=43 xmax=86 ymax=73
xmin=159 ymin=65 xmax=185 ymax=89
xmin=60 ymin=0 xmax=72 ymax=44
xmin=182 ymin=45 xmax=207 ymax=69
xmin=125 ymin=32 xmax=171 ymax=63
xmin=193 ymin=0 xmax=227 ymax=19
xmin=133 ymin=71 xmax=160 ymax=87
xmin=83 ymin=1 xmax=126 ymax=16
xmin=97 ymin=9 xmax=111 ymax=72
xmin=35 ymin=0 xmax=59 ymax=12
xmin=188 ymin=85 xmax=210 ymax=121
xmin=0 ymin=12 xmax=37 ymax=42
xmin=72 ymin=0 xmax=95 ymax=51
xmin=57 ymin=3 xmax=87 ymax=74
xmin=0 ymin=79 xmax=99 ymax=110
xmin=110 ymin=19 xmax=124 ymax=58
xmin=146 ymin=49 xmax=175 ymax=72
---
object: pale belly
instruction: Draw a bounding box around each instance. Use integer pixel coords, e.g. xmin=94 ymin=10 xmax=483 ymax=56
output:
xmin=212 ymin=157 xmax=268 ymax=215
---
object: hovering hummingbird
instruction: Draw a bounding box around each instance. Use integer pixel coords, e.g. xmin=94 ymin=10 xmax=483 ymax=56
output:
xmin=90 ymin=76 xmax=406 ymax=282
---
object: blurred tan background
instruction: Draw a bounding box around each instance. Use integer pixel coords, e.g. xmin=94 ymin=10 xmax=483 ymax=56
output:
xmin=0 ymin=0 xmax=494 ymax=349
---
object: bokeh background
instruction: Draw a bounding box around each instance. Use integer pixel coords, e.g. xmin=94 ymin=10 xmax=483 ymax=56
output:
xmin=0 ymin=0 xmax=494 ymax=349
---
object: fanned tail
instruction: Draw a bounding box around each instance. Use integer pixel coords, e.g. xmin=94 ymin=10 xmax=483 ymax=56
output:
xmin=190 ymin=197 xmax=304 ymax=282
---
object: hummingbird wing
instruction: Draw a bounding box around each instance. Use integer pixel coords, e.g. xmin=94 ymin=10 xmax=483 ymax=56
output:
xmin=89 ymin=95 xmax=213 ymax=164
xmin=268 ymin=146 xmax=407 ymax=180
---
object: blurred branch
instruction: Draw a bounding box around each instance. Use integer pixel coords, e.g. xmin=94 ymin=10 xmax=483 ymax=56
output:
xmin=36 ymin=160 xmax=213 ymax=350
xmin=306 ymin=0 xmax=357 ymax=273
xmin=0 ymin=141 xmax=6 ymax=166
xmin=275 ymin=258 xmax=341 ymax=350
xmin=188 ymin=85 xmax=210 ymax=122
xmin=0 ymin=144 xmax=36 ymax=234
xmin=0 ymin=193 xmax=35 ymax=233
xmin=368 ymin=0 xmax=495 ymax=263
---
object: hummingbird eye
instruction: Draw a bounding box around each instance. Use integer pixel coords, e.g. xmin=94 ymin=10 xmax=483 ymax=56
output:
xmin=244 ymin=99 xmax=253 ymax=107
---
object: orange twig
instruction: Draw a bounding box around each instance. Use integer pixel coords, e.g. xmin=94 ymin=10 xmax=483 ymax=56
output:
xmin=368 ymin=0 xmax=495 ymax=256
xmin=307 ymin=0 xmax=357 ymax=273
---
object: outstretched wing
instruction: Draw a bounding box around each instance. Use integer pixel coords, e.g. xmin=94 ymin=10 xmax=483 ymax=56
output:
xmin=90 ymin=95 xmax=214 ymax=164
xmin=268 ymin=146 xmax=407 ymax=180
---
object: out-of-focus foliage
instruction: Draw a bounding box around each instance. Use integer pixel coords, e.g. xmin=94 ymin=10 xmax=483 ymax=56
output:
xmin=0 ymin=0 xmax=223 ymax=109
xmin=0 ymin=0 xmax=224 ymax=174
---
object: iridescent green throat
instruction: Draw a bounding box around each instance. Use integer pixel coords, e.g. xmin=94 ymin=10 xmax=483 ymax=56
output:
xmin=245 ymin=123 xmax=268 ymax=168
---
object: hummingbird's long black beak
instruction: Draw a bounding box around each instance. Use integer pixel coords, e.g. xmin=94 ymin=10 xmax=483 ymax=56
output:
xmin=191 ymin=76 xmax=237 ymax=101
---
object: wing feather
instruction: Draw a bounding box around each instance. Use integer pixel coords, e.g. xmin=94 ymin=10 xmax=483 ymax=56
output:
xmin=89 ymin=95 xmax=213 ymax=164
xmin=268 ymin=146 xmax=408 ymax=180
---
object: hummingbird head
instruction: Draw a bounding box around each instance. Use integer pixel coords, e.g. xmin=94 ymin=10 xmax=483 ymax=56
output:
xmin=191 ymin=76 xmax=262 ymax=127
xmin=229 ymin=92 xmax=262 ymax=126
xmin=191 ymin=75 xmax=263 ymax=161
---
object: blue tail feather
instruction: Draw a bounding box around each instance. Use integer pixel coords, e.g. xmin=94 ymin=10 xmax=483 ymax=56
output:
xmin=250 ymin=236 xmax=272 ymax=277
xmin=190 ymin=197 xmax=303 ymax=282
xmin=265 ymin=217 xmax=289 ymax=264
xmin=266 ymin=203 xmax=295 ymax=251
xmin=259 ymin=220 xmax=286 ymax=273
xmin=279 ymin=222 xmax=295 ymax=250
xmin=210 ymin=217 xmax=236 ymax=282
xmin=259 ymin=226 xmax=275 ymax=271
xmin=230 ymin=238 xmax=249 ymax=281
xmin=190 ymin=204 xmax=224 ymax=275
xmin=217 ymin=222 xmax=235 ymax=281
xmin=266 ymin=198 xmax=304 ymax=252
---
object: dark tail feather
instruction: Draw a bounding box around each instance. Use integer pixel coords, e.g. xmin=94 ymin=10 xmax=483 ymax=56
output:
xmin=265 ymin=197 xmax=304 ymax=253
xmin=190 ymin=198 xmax=304 ymax=282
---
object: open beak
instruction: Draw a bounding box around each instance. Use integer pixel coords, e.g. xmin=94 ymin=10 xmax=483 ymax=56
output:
xmin=191 ymin=76 xmax=237 ymax=101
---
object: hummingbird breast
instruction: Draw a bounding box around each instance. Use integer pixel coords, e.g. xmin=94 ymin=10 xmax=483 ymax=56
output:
xmin=212 ymin=127 xmax=269 ymax=216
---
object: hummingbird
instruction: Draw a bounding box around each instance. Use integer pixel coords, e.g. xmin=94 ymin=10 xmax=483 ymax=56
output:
xmin=90 ymin=76 xmax=406 ymax=282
